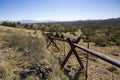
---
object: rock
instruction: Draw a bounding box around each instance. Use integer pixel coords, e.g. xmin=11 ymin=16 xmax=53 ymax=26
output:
xmin=111 ymin=52 xmax=119 ymax=56
xmin=36 ymin=63 xmax=52 ymax=79
xmin=72 ymin=67 xmax=77 ymax=71
xmin=89 ymin=57 xmax=97 ymax=62
xmin=67 ymin=64 xmax=72 ymax=69
xmin=106 ymin=66 xmax=117 ymax=72
xmin=64 ymin=68 xmax=71 ymax=73
xmin=79 ymin=56 xmax=84 ymax=60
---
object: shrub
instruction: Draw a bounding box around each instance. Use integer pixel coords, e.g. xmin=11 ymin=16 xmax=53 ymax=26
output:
xmin=94 ymin=36 xmax=107 ymax=47
xmin=83 ymin=36 xmax=92 ymax=42
xmin=81 ymin=27 xmax=95 ymax=37
xmin=1 ymin=21 xmax=21 ymax=28
xmin=115 ymin=39 xmax=120 ymax=46
xmin=46 ymin=33 xmax=54 ymax=37
xmin=54 ymin=33 xmax=60 ymax=38
xmin=61 ymin=34 xmax=64 ymax=38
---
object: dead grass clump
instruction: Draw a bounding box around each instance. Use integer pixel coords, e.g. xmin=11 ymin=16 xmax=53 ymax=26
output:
xmin=1 ymin=31 xmax=45 ymax=63
xmin=0 ymin=61 xmax=16 ymax=80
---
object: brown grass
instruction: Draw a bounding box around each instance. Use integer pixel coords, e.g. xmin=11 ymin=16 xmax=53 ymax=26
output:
xmin=48 ymin=29 xmax=120 ymax=80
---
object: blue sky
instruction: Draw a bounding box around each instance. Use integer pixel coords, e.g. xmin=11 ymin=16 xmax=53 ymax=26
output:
xmin=0 ymin=0 xmax=120 ymax=21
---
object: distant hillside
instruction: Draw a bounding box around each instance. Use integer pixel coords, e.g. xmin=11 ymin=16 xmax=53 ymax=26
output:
xmin=54 ymin=17 xmax=120 ymax=27
xmin=0 ymin=17 xmax=120 ymax=24
xmin=0 ymin=19 xmax=55 ymax=24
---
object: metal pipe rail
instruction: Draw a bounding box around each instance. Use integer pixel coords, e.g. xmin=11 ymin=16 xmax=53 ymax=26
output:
xmin=48 ymin=36 xmax=120 ymax=67
xmin=74 ymin=43 xmax=120 ymax=67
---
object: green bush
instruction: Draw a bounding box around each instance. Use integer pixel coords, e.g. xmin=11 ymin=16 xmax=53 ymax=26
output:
xmin=94 ymin=36 xmax=107 ymax=47
xmin=115 ymin=39 xmax=120 ymax=46
xmin=81 ymin=27 xmax=95 ymax=37
xmin=1 ymin=21 xmax=21 ymax=28
xmin=60 ymin=34 xmax=64 ymax=38
xmin=54 ymin=33 xmax=60 ymax=38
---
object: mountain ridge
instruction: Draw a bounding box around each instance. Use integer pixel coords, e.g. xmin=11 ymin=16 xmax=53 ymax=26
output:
xmin=0 ymin=17 xmax=120 ymax=24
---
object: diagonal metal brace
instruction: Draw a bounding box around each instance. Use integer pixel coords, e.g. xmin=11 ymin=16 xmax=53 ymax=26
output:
xmin=61 ymin=37 xmax=84 ymax=69
xmin=47 ymin=36 xmax=60 ymax=51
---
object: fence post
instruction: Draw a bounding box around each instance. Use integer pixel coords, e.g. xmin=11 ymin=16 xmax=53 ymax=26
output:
xmin=61 ymin=37 xmax=83 ymax=68
xmin=64 ymin=41 xmax=65 ymax=58
xmin=47 ymin=36 xmax=60 ymax=51
xmin=85 ymin=36 xmax=90 ymax=80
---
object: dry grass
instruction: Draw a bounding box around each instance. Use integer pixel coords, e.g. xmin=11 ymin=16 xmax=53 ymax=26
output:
xmin=0 ymin=26 xmax=119 ymax=80
xmin=47 ymin=29 xmax=120 ymax=80
xmin=0 ymin=26 xmax=69 ymax=80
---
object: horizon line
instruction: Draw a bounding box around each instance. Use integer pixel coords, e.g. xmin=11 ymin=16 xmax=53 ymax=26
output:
xmin=0 ymin=17 xmax=120 ymax=22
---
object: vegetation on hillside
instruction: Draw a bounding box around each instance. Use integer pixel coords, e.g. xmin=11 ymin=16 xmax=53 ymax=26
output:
xmin=0 ymin=17 xmax=120 ymax=80
xmin=1 ymin=21 xmax=21 ymax=28
xmin=0 ymin=27 xmax=68 ymax=80
xmin=81 ymin=26 xmax=120 ymax=46
xmin=1 ymin=18 xmax=120 ymax=47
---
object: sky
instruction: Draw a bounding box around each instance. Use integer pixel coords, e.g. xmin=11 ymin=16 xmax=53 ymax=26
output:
xmin=0 ymin=0 xmax=120 ymax=21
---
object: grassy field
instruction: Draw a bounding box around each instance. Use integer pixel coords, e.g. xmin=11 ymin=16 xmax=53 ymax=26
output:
xmin=0 ymin=26 xmax=120 ymax=80
xmin=0 ymin=26 xmax=68 ymax=80
xmin=47 ymin=29 xmax=120 ymax=80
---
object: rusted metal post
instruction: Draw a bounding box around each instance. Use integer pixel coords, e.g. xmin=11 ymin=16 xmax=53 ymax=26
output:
xmin=111 ymin=65 xmax=114 ymax=80
xmin=47 ymin=36 xmax=60 ymax=51
xmin=64 ymin=42 xmax=65 ymax=58
xmin=61 ymin=37 xmax=84 ymax=69
xmin=85 ymin=37 xmax=90 ymax=80
xmin=47 ymin=37 xmax=53 ymax=48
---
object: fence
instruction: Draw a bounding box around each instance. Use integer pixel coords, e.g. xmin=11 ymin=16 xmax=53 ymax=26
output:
xmin=47 ymin=36 xmax=120 ymax=80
